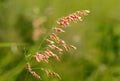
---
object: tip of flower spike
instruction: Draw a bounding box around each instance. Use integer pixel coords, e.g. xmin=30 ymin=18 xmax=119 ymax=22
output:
xmin=85 ymin=10 xmax=90 ymax=13
xmin=78 ymin=17 xmax=83 ymax=21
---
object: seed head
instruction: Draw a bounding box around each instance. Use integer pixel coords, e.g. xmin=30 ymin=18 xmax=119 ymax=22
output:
xmin=26 ymin=63 xmax=32 ymax=71
xmin=62 ymin=44 xmax=70 ymax=51
xmin=70 ymin=45 xmax=77 ymax=50
xmin=46 ymin=39 xmax=54 ymax=44
xmin=30 ymin=71 xmax=42 ymax=79
xmin=54 ymin=28 xmax=65 ymax=33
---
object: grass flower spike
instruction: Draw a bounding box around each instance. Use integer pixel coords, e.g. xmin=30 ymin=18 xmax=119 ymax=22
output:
xmin=26 ymin=10 xmax=90 ymax=80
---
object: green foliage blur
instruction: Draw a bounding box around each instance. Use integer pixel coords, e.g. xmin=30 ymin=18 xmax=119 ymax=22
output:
xmin=0 ymin=0 xmax=120 ymax=81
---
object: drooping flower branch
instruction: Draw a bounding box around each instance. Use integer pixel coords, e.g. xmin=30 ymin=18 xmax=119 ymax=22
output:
xmin=26 ymin=10 xmax=90 ymax=80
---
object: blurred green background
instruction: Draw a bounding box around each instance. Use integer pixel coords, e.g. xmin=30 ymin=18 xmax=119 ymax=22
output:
xmin=0 ymin=0 xmax=120 ymax=81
